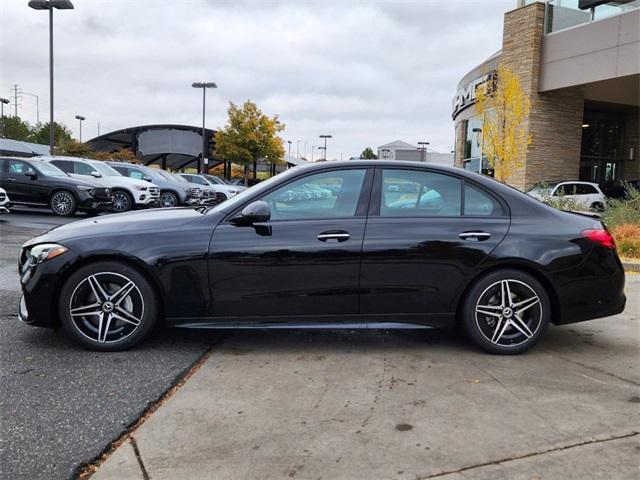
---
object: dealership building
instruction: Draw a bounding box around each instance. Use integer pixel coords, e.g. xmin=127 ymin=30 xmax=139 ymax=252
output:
xmin=453 ymin=0 xmax=639 ymax=191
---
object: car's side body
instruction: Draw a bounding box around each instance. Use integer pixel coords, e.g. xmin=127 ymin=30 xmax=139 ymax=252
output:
xmin=527 ymin=180 xmax=606 ymax=210
xmin=45 ymin=157 xmax=160 ymax=209
xmin=18 ymin=161 xmax=625 ymax=335
xmin=180 ymin=173 xmax=245 ymax=199
xmin=0 ymin=156 xmax=112 ymax=213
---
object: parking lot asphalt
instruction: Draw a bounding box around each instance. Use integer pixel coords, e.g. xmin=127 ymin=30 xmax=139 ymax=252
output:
xmin=0 ymin=211 xmax=222 ymax=480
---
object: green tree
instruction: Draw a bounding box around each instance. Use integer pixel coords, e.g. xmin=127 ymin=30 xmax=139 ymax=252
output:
xmin=214 ymin=100 xmax=285 ymax=179
xmin=360 ymin=147 xmax=377 ymax=159
xmin=0 ymin=116 xmax=32 ymax=141
xmin=29 ymin=121 xmax=73 ymax=146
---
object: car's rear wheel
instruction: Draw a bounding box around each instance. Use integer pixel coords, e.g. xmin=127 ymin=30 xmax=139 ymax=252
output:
xmin=59 ymin=261 xmax=159 ymax=351
xmin=159 ymin=191 xmax=178 ymax=208
xmin=112 ymin=190 xmax=134 ymax=213
xmin=50 ymin=190 xmax=77 ymax=216
xmin=461 ymin=269 xmax=550 ymax=354
xmin=591 ymin=202 xmax=605 ymax=212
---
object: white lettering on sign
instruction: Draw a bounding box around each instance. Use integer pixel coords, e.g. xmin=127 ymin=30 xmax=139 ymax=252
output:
xmin=452 ymin=70 xmax=497 ymax=118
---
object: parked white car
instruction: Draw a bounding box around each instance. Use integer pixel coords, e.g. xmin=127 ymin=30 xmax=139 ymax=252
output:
xmin=526 ymin=181 xmax=607 ymax=211
xmin=43 ymin=156 xmax=161 ymax=212
xmin=0 ymin=187 xmax=10 ymax=213
xmin=179 ymin=173 xmax=246 ymax=201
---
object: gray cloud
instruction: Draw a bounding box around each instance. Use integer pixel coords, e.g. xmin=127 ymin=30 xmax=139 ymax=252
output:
xmin=0 ymin=0 xmax=512 ymax=158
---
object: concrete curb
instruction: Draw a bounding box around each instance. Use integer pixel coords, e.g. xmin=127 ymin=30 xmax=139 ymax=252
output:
xmin=622 ymin=260 xmax=640 ymax=273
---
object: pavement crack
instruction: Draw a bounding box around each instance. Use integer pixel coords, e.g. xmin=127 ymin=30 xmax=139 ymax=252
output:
xmin=416 ymin=431 xmax=639 ymax=479
xmin=541 ymin=348 xmax=640 ymax=386
xmin=129 ymin=436 xmax=150 ymax=480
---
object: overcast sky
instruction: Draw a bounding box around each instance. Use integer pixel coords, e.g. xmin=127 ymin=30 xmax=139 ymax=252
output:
xmin=1 ymin=0 xmax=513 ymax=159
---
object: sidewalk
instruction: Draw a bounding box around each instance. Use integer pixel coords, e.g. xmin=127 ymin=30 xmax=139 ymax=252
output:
xmin=92 ymin=278 xmax=640 ymax=480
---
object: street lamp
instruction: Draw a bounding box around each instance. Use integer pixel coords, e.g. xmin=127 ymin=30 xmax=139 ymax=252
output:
xmin=28 ymin=0 xmax=75 ymax=154
xmin=0 ymin=98 xmax=8 ymax=117
xmin=319 ymin=134 xmax=332 ymax=161
xmin=287 ymin=140 xmax=292 ymax=158
xmin=417 ymin=141 xmax=430 ymax=162
xmin=472 ymin=127 xmax=483 ymax=174
xmin=192 ymin=81 xmax=217 ymax=173
xmin=75 ymin=114 xmax=85 ymax=142
xmin=21 ymin=91 xmax=40 ymax=124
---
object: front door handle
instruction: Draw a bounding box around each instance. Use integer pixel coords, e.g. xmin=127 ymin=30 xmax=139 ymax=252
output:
xmin=7 ymin=177 xmax=16 ymax=182
xmin=458 ymin=231 xmax=491 ymax=241
xmin=317 ymin=231 xmax=350 ymax=243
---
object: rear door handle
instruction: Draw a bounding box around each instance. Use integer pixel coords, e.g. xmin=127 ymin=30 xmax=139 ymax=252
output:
xmin=458 ymin=231 xmax=491 ymax=241
xmin=317 ymin=231 xmax=350 ymax=243
xmin=7 ymin=178 xmax=16 ymax=182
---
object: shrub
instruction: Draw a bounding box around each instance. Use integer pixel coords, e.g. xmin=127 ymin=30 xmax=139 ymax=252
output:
xmin=611 ymin=223 xmax=640 ymax=259
xmin=601 ymin=185 xmax=640 ymax=229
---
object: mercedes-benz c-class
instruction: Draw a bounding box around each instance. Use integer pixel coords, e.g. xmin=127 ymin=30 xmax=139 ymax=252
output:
xmin=17 ymin=161 xmax=625 ymax=354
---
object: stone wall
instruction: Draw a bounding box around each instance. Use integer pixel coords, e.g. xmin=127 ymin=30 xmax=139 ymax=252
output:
xmin=501 ymin=2 xmax=584 ymax=190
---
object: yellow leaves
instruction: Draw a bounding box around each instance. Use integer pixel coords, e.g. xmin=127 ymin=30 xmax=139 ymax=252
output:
xmin=475 ymin=64 xmax=531 ymax=184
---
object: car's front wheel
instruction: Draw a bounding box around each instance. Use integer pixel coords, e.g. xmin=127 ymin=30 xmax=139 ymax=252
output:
xmin=159 ymin=191 xmax=178 ymax=208
xmin=112 ymin=190 xmax=134 ymax=213
xmin=59 ymin=261 xmax=159 ymax=351
xmin=50 ymin=190 xmax=77 ymax=216
xmin=461 ymin=269 xmax=550 ymax=354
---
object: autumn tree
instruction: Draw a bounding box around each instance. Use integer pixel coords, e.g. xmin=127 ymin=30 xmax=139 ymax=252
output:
xmin=360 ymin=147 xmax=377 ymax=159
xmin=214 ymin=100 xmax=285 ymax=179
xmin=475 ymin=64 xmax=531 ymax=183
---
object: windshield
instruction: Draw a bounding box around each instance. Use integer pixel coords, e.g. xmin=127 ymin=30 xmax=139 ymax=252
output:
xmin=208 ymin=168 xmax=300 ymax=214
xmin=35 ymin=161 xmax=66 ymax=177
xmin=148 ymin=168 xmax=175 ymax=182
xmin=203 ymin=174 xmax=228 ymax=185
xmin=92 ymin=162 xmax=123 ymax=177
xmin=172 ymin=173 xmax=189 ymax=183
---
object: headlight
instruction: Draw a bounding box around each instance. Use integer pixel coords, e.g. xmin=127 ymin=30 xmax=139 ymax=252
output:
xmin=27 ymin=243 xmax=68 ymax=265
xmin=77 ymin=185 xmax=93 ymax=191
xmin=135 ymin=185 xmax=148 ymax=191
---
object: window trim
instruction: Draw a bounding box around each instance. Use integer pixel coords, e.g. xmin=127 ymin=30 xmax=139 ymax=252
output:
xmin=223 ymin=166 xmax=374 ymax=224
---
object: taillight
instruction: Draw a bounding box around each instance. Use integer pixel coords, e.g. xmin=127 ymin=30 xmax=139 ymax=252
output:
xmin=581 ymin=229 xmax=616 ymax=249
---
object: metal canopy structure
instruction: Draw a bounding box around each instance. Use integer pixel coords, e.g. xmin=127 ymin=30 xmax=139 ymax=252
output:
xmin=87 ymin=124 xmax=219 ymax=171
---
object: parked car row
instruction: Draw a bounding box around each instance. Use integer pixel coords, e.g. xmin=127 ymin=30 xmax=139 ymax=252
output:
xmin=0 ymin=156 xmax=240 ymax=217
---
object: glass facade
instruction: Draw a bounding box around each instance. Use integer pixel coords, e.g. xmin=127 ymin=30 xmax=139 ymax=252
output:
xmin=544 ymin=0 xmax=640 ymax=34
xmin=461 ymin=116 xmax=493 ymax=175
xmin=579 ymin=109 xmax=626 ymax=187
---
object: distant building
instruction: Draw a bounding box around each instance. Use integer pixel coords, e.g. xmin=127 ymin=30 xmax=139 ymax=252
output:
xmin=377 ymin=140 xmax=454 ymax=166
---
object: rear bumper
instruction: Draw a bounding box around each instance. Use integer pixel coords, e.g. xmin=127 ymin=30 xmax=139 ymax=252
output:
xmin=552 ymin=248 xmax=626 ymax=325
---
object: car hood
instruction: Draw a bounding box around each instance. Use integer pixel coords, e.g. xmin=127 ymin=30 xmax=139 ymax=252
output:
xmin=23 ymin=208 xmax=210 ymax=247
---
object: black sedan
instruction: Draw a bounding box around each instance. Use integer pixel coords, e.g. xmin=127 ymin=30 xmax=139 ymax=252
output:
xmin=17 ymin=161 xmax=625 ymax=354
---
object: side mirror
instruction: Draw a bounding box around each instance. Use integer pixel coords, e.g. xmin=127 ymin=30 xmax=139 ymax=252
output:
xmin=90 ymin=171 xmax=101 ymax=178
xmin=232 ymin=200 xmax=271 ymax=225
xmin=25 ymin=171 xmax=37 ymax=180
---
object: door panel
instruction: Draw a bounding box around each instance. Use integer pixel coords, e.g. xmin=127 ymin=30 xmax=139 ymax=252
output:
xmin=208 ymin=167 xmax=371 ymax=322
xmin=5 ymin=160 xmax=46 ymax=204
xmin=210 ymin=219 xmax=366 ymax=319
xmin=359 ymin=168 xmax=509 ymax=317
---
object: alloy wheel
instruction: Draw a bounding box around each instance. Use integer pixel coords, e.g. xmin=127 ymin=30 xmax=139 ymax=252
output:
xmin=474 ymin=279 xmax=542 ymax=348
xmin=51 ymin=191 xmax=74 ymax=215
xmin=112 ymin=192 xmax=130 ymax=212
xmin=159 ymin=192 xmax=177 ymax=208
xmin=68 ymin=272 xmax=144 ymax=344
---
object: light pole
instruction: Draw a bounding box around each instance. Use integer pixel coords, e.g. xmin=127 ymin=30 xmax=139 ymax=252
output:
xmin=75 ymin=114 xmax=85 ymax=142
xmin=311 ymin=145 xmax=315 ymax=162
xmin=192 ymin=81 xmax=217 ymax=173
xmin=287 ymin=140 xmax=292 ymax=158
xmin=0 ymin=98 xmax=8 ymax=117
xmin=296 ymin=140 xmax=301 ymax=158
xmin=28 ymin=0 xmax=75 ymax=155
xmin=319 ymin=134 xmax=332 ymax=161
xmin=417 ymin=141 xmax=429 ymax=162
xmin=472 ymin=127 xmax=483 ymax=174
xmin=21 ymin=91 xmax=40 ymax=124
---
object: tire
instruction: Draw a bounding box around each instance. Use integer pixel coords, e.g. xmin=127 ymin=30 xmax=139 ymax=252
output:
xmin=460 ymin=269 xmax=550 ymax=355
xmin=59 ymin=261 xmax=159 ymax=351
xmin=214 ymin=192 xmax=227 ymax=205
xmin=50 ymin=190 xmax=77 ymax=217
xmin=591 ymin=202 xmax=605 ymax=212
xmin=112 ymin=190 xmax=134 ymax=213
xmin=159 ymin=191 xmax=178 ymax=208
